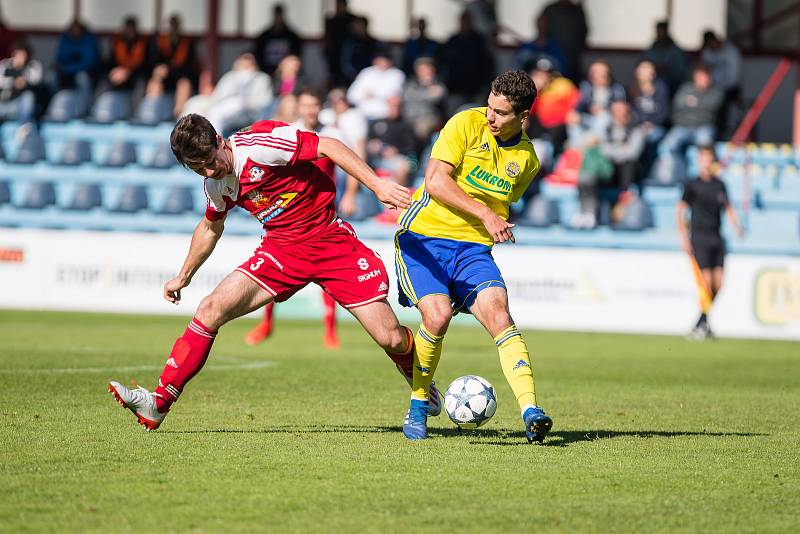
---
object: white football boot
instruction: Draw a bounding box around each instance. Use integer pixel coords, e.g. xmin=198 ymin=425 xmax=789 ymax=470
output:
xmin=108 ymin=381 xmax=166 ymax=431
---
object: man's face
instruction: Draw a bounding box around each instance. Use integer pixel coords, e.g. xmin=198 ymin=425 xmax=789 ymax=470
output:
xmin=698 ymin=150 xmax=715 ymax=176
xmin=486 ymin=92 xmax=526 ymax=140
xmin=694 ymin=69 xmax=712 ymax=91
xmin=297 ymin=94 xmax=321 ymax=128
xmin=188 ymin=136 xmax=231 ymax=180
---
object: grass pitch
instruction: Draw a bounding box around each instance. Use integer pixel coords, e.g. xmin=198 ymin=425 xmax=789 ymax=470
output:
xmin=1 ymin=310 xmax=798 ymax=533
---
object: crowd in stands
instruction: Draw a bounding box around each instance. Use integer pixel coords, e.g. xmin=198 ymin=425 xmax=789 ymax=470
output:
xmin=0 ymin=0 xmax=747 ymax=229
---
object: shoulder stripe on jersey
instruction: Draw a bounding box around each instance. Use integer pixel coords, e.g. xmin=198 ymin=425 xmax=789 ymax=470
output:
xmin=235 ymin=134 xmax=296 ymax=150
xmin=235 ymin=138 xmax=297 ymax=153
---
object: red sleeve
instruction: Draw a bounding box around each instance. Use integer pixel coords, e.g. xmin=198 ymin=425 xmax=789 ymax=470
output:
xmin=293 ymin=131 xmax=320 ymax=164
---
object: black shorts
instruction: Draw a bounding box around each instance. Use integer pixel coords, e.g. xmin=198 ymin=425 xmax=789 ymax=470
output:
xmin=692 ymin=237 xmax=726 ymax=269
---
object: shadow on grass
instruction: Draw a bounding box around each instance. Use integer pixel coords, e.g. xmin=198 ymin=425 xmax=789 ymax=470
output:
xmin=160 ymin=426 xmax=766 ymax=447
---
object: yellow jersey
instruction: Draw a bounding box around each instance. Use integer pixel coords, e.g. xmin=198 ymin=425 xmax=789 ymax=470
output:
xmin=397 ymin=107 xmax=539 ymax=246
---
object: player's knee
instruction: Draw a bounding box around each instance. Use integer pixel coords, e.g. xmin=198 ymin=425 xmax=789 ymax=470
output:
xmin=195 ymin=294 xmax=226 ymax=329
xmin=422 ymin=306 xmax=452 ymax=335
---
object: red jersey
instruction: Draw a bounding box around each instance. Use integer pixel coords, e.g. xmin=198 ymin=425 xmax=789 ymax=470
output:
xmin=203 ymin=120 xmax=337 ymax=244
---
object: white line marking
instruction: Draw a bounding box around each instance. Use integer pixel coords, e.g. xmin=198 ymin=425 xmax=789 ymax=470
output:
xmin=0 ymin=360 xmax=277 ymax=374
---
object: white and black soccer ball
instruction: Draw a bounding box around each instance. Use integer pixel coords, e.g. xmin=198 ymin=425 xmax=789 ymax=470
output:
xmin=444 ymin=375 xmax=497 ymax=429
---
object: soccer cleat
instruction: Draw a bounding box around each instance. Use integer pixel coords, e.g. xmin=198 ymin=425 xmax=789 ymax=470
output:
xmin=403 ymin=399 xmax=430 ymax=440
xmin=108 ymin=381 xmax=166 ymax=431
xmin=687 ymin=323 xmax=712 ymax=341
xmin=523 ymin=406 xmax=553 ymax=444
xmin=244 ymin=321 xmax=272 ymax=345
xmin=397 ymin=364 xmax=442 ymax=417
xmin=323 ymin=331 xmax=340 ymax=349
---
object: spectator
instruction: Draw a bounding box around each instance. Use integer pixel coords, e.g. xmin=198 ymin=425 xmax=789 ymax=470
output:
xmin=340 ymin=16 xmax=378 ymax=85
xmin=628 ymin=59 xmax=670 ymax=177
xmin=700 ymin=30 xmax=741 ymax=137
xmin=572 ymin=100 xmax=644 ymax=229
xmin=642 ymin=21 xmax=689 ymax=96
xmin=567 ymin=59 xmax=625 ymax=139
xmin=0 ymin=17 xmax=20 ymax=59
xmin=105 ymin=16 xmax=149 ymax=93
xmin=438 ymin=11 xmax=494 ymax=114
xmin=346 ymin=47 xmax=405 ymax=121
xmin=540 ymin=0 xmax=587 ymax=82
xmin=367 ymin=95 xmax=417 ymax=187
xmin=253 ymin=4 xmax=303 ymax=76
xmin=181 ymin=52 xmax=272 ymax=135
xmin=402 ymin=56 xmax=447 ymax=149
xmin=653 ymin=63 xmax=723 ymax=184
xmin=147 ymin=14 xmax=198 ymax=117
xmin=465 ymin=0 xmax=498 ymax=44
xmin=272 ymin=54 xmax=306 ymax=97
xmin=0 ymin=41 xmax=43 ymax=125
xmin=515 ymin=14 xmax=566 ymax=74
xmin=271 ymin=93 xmax=298 ymax=123
xmin=527 ymin=58 xmax=579 ymax=167
xmin=53 ymin=19 xmax=100 ymax=116
xmin=402 ymin=18 xmax=439 ymax=75
xmin=323 ymin=0 xmax=356 ymax=86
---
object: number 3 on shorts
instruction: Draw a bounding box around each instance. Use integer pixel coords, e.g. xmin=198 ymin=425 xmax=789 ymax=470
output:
xmin=250 ymin=257 xmax=265 ymax=271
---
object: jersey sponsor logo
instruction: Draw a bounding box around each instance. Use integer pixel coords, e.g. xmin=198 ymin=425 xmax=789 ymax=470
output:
xmin=465 ymin=164 xmax=512 ymax=195
xmin=250 ymin=192 xmax=298 ymax=223
xmin=357 ymin=268 xmax=382 ymax=283
xmin=505 ymin=161 xmax=521 ymax=178
xmin=249 ymin=166 xmax=265 ymax=182
xmin=357 ymin=258 xmax=369 ymax=271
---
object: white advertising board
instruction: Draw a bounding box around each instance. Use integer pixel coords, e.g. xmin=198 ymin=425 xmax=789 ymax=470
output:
xmin=1 ymin=229 xmax=798 ymax=340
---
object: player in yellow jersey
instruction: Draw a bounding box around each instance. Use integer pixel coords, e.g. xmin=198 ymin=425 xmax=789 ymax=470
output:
xmin=396 ymin=70 xmax=553 ymax=442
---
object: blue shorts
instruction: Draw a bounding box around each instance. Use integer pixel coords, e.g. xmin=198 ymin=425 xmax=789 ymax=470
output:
xmin=394 ymin=230 xmax=506 ymax=312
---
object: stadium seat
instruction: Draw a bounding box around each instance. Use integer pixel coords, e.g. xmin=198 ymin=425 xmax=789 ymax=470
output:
xmin=90 ymin=91 xmax=132 ymax=124
xmin=59 ymin=139 xmax=92 ymax=166
xmin=66 ymin=183 xmax=102 ymax=211
xmin=613 ymin=197 xmax=654 ymax=231
xmin=135 ymin=96 xmax=173 ymax=125
xmin=19 ymin=181 xmax=56 ymax=209
xmin=159 ymin=186 xmax=194 ymax=214
xmin=0 ymin=180 xmax=9 ymax=205
xmin=148 ymin=143 xmax=178 ymax=168
xmin=12 ymin=129 xmax=46 ymax=164
xmin=44 ymin=90 xmax=81 ymax=122
xmin=103 ymin=141 xmax=137 ymax=167
xmin=111 ymin=185 xmax=148 ymax=213
xmin=518 ymin=195 xmax=560 ymax=227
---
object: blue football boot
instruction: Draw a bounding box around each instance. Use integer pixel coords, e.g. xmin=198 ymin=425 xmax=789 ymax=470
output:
xmin=523 ymin=406 xmax=553 ymax=444
xmin=403 ymin=399 xmax=430 ymax=440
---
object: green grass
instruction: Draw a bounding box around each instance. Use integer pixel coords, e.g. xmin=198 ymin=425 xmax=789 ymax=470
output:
xmin=1 ymin=310 xmax=798 ymax=533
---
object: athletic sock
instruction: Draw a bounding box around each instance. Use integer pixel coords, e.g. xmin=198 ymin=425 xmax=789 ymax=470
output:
xmin=263 ymin=302 xmax=274 ymax=333
xmin=412 ymin=325 xmax=444 ymax=401
xmin=495 ymin=325 xmax=537 ymax=409
xmin=384 ymin=325 xmax=415 ymax=377
xmin=322 ymin=291 xmax=337 ymax=340
xmin=695 ymin=312 xmax=708 ymax=327
xmin=154 ymin=317 xmax=217 ymax=413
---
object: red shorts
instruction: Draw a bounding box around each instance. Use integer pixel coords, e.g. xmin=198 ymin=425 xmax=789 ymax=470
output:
xmin=235 ymin=218 xmax=390 ymax=309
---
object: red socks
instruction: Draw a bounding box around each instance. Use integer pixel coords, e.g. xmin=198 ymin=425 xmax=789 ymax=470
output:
xmin=385 ymin=325 xmax=414 ymax=377
xmin=154 ymin=317 xmax=217 ymax=413
xmin=322 ymin=291 xmax=337 ymax=339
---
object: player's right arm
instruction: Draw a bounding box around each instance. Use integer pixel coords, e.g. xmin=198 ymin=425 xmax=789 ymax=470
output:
xmin=425 ymin=158 xmax=515 ymax=244
xmin=164 ymin=216 xmax=225 ymax=304
xmin=675 ymin=199 xmax=692 ymax=255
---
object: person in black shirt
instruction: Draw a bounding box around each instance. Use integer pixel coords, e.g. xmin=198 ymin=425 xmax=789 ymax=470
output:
xmin=676 ymin=145 xmax=743 ymax=340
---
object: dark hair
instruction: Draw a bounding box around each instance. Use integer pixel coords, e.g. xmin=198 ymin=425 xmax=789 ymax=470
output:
xmin=693 ymin=61 xmax=711 ymax=74
xmin=297 ymin=86 xmax=322 ymax=101
xmin=490 ymin=70 xmax=537 ymax=114
xmin=170 ymin=114 xmax=218 ymax=169
xmin=697 ymin=144 xmax=716 ymax=157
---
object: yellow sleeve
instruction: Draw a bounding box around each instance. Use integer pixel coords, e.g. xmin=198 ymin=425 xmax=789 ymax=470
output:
xmin=430 ymin=111 xmax=473 ymax=168
xmin=510 ymin=158 xmax=540 ymax=203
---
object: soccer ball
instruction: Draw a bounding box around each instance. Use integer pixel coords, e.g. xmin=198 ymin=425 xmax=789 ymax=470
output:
xmin=444 ymin=375 xmax=497 ymax=429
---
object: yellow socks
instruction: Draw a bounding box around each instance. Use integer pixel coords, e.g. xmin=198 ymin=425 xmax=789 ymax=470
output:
xmin=495 ymin=325 xmax=537 ymax=409
xmin=411 ymin=325 xmax=444 ymax=401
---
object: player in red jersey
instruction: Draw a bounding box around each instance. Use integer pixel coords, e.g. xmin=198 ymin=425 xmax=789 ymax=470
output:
xmin=108 ymin=113 xmax=442 ymax=429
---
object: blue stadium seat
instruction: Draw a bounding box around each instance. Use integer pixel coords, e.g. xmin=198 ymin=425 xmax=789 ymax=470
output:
xmin=110 ymin=185 xmax=148 ymax=213
xmin=147 ymin=143 xmax=178 ymax=168
xmin=91 ymin=91 xmax=132 ymax=124
xmin=518 ymin=195 xmax=560 ymax=227
xmin=59 ymin=139 xmax=92 ymax=166
xmin=0 ymin=180 xmax=9 ymax=204
xmin=135 ymin=96 xmax=173 ymax=125
xmin=45 ymin=90 xmax=81 ymax=122
xmin=66 ymin=183 xmax=102 ymax=211
xmin=158 ymin=186 xmax=194 ymax=214
xmin=19 ymin=181 xmax=56 ymax=209
xmin=103 ymin=141 xmax=137 ymax=167
xmin=13 ymin=129 xmax=46 ymax=164
xmin=613 ymin=198 xmax=654 ymax=231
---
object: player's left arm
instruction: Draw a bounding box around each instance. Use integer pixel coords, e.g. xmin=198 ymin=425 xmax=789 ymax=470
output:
xmin=317 ymin=136 xmax=412 ymax=210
